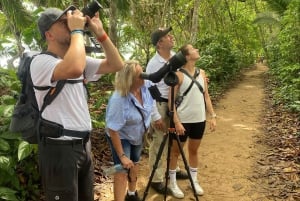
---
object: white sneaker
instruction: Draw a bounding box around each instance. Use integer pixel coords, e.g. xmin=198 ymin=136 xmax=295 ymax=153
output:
xmin=191 ymin=181 xmax=204 ymax=195
xmin=169 ymin=182 xmax=184 ymax=199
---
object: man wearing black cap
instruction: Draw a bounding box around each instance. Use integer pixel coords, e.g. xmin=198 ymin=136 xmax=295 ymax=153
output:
xmin=146 ymin=27 xmax=188 ymax=198
xmin=31 ymin=6 xmax=123 ymax=201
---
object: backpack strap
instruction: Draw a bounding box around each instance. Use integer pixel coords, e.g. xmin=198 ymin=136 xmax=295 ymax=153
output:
xmin=39 ymin=79 xmax=85 ymax=112
xmin=179 ymin=68 xmax=204 ymax=94
xmin=82 ymin=70 xmax=91 ymax=99
xmin=32 ymin=52 xmax=85 ymax=113
xmin=39 ymin=79 xmax=85 ymax=113
xmin=40 ymin=80 xmax=66 ymax=112
xmin=33 ymin=85 xmax=51 ymax=90
xmin=179 ymin=68 xmax=200 ymax=96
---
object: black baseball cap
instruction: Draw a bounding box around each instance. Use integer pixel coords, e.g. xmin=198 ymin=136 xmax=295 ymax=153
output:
xmin=38 ymin=5 xmax=76 ymax=40
xmin=151 ymin=27 xmax=172 ymax=46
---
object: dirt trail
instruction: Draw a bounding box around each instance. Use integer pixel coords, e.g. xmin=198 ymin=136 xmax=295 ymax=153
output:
xmin=97 ymin=63 xmax=270 ymax=201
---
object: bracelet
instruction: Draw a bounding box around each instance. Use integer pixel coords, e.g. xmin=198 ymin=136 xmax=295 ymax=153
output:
xmin=211 ymin=113 xmax=217 ymax=118
xmin=70 ymin=29 xmax=84 ymax=35
xmin=97 ymin=32 xmax=108 ymax=43
xmin=119 ymin=153 xmax=126 ymax=158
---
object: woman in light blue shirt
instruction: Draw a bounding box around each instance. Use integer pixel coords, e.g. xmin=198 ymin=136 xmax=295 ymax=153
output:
xmin=105 ymin=60 xmax=158 ymax=201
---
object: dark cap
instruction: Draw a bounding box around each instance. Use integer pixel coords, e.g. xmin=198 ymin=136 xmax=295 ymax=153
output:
xmin=151 ymin=27 xmax=172 ymax=46
xmin=38 ymin=5 xmax=76 ymax=40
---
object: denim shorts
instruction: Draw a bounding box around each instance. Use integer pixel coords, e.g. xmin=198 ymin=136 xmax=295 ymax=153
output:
xmin=106 ymin=134 xmax=143 ymax=164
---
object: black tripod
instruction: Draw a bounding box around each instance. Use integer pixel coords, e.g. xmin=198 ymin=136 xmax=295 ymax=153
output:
xmin=142 ymin=71 xmax=199 ymax=201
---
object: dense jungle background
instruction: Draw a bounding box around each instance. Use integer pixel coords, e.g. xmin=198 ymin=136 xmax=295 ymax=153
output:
xmin=0 ymin=0 xmax=299 ymax=200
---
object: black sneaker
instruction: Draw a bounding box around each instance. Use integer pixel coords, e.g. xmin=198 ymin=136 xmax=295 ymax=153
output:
xmin=150 ymin=182 xmax=170 ymax=195
xmin=176 ymin=170 xmax=189 ymax=180
xmin=125 ymin=191 xmax=141 ymax=201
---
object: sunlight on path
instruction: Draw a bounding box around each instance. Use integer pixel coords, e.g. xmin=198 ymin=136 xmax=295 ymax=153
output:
xmin=195 ymin=64 xmax=270 ymax=201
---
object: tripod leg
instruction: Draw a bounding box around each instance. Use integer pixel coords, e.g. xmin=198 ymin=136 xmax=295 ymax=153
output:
xmin=142 ymin=134 xmax=168 ymax=201
xmin=163 ymin=130 xmax=174 ymax=200
xmin=173 ymin=134 xmax=199 ymax=201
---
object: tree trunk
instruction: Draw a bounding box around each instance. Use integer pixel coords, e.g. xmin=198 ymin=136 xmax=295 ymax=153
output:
xmin=109 ymin=1 xmax=119 ymax=47
xmin=252 ymin=0 xmax=269 ymax=59
xmin=191 ymin=0 xmax=201 ymax=43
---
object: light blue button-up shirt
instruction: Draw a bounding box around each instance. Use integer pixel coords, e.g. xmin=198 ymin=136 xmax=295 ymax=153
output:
xmin=105 ymin=81 xmax=155 ymax=145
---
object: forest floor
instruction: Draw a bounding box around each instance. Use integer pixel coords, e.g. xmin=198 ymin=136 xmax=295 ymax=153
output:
xmin=91 ymin=63 xmax=300 ymax=201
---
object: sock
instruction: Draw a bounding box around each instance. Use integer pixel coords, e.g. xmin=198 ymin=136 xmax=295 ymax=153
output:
xmin=169 ymin=169 xmax=177 ymax=183
xmin=127 ymin=190 xmax=136 ymax=196
xmin=189 ymin=167 xmax=198 ymax=182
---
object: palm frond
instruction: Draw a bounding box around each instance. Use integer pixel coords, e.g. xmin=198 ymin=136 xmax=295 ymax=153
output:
xmin=253 ymin=11 xmax=281 ymax=25
xmin=263 ymin=0 xmax=291 ymax=15
xmin=1 ymin=0 xmax=33 ymax=32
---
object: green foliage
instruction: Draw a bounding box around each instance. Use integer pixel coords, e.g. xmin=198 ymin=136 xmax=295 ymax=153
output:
xmin=0 ymin=68 xmax=41 ymax=201
xmin=88 ymin=74 xmax=114 ymax=129
xmin=196 ymin=34 xmax=244 ymax=95
xmin=279 ymin=0 xmax=300 ymax=64
xmin=0 ymin=187 xmax=18 ymax=201
xmin=263 ymin=0 xmax=292 ymax=15
xmin=21 ymin=8 xmax=45 ymax=50
xmin=266 ymin=0 xmax=300 ymax=112
xmin=272 ymin=64 xmax=300 ymax=112
xmin=253 ymin=11 xmax=281 ymax=25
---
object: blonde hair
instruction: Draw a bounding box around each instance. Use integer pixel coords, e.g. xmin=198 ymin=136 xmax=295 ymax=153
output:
xmin=114 ymin=60 xmax=139 ymax=96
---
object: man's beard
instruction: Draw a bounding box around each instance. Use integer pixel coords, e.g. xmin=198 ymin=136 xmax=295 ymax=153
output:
xmin=59 ymin=36 xmax=71 ymax=47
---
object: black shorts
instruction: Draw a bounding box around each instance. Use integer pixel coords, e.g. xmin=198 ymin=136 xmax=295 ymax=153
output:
xmin=173 ymin=121 xmax=206 ymax=142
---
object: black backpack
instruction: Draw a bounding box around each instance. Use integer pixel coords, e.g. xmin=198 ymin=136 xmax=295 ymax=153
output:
xmin=9 ymin=51 xmax=67 ymax=144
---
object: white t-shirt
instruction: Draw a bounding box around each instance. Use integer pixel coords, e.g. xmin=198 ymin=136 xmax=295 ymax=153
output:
xmin=31 ymin=54 xmax=102 ymax=131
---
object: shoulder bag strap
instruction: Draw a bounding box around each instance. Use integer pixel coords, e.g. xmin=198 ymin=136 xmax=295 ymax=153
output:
xmin=131 ymin=99 xmax=147 ymax=132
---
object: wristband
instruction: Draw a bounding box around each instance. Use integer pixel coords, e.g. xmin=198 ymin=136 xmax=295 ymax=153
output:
xmin=70 ymin=29 xmax=84 ymax=35
xmin=97 ymin=32 xmax=108 ymax=43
